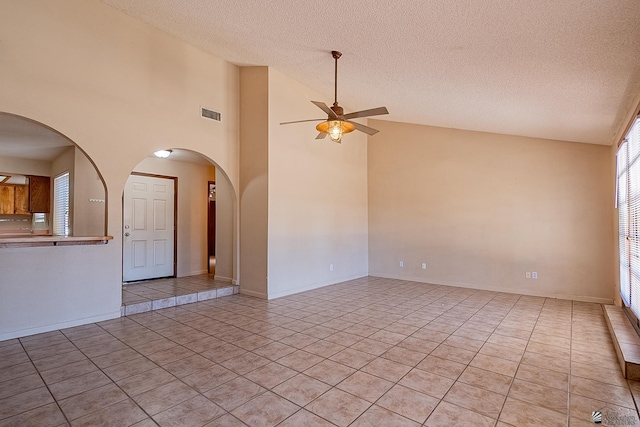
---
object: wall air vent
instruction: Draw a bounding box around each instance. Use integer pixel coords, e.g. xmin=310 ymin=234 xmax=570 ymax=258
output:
xmin=201 ymin=107 xmax=221 ymax=121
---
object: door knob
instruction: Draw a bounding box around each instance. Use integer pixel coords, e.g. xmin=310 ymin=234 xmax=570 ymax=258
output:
xmin=124 ymin=232 xmax=130 ymax=237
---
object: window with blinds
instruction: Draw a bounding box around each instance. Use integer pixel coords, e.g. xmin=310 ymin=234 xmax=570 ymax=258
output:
xmin=618 ymin=117 xmax=640 ymax=320
xmin=53 ymin=172 xmax=70 ymax=236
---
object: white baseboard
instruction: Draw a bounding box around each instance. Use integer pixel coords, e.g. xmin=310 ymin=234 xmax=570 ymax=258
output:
xmin=178 ymin=269 xmax=208 ymax=277
xmin=0 ymin=309 xmax=122 ymax=342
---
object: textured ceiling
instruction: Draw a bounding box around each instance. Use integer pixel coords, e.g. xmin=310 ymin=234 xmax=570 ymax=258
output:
xmin=99 ymin=0 xmax=640 ymax=145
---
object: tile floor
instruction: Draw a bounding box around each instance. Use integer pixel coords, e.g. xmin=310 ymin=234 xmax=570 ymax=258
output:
xmin=2 ymin=276 xmax=640 ymax=426
xmin=122 ymin=275 xmax=238 ymax=316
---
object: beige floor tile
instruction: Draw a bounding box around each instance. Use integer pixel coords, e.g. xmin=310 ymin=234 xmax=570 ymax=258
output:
xmin=252 ymin=341 xmax=297 ymax=360
xmin=163 ymin=353 xmax=217 ymax=378
xmin=430 ymin=343 xmax=477 ymax=364
xmin=499 ymin=397 xmax=566 ymax=427
xmin=521 ymin=350 xmax=570 ymax=373
xmin=479 ymin=342 xmax=524 ymax=363
xmin=361 ymin=357 xmax=412 ymax=382
xmin=569 ymin=392 xmax=639 ymax=426
xmin=153 ymin=395 xmax=225 ymax=427
xmin=515 ymin=363 xmax=568 ymax=391
xmin=457 ymin=366 xmax=513 ymax=395
xmin=204 ymin=376 xmax=266 ymax=411
xmin=301 ymin=340 xmax=346 ymax=358
xmin=58 ymin=382 xmax=128 ymax=421
xmin=101 ymin=357 xmax=159 ymax=382
xmin=329 ymin=348 xmax=376 ymax=369
xmin=336 ymin=371 xmax=394 ymax=403
xmin=203 ymin=413 xmax=248 ymax=426
xmin=49 ymin=369 xmax=112 ymax=400
xmin=231 ymin=391 xmax=299 ymax=427
xmin=32 ymin=350 xmax=88 ymax=372
xmin=305 ymin=388 xmax=370 ymax=427
xmin=272 ymin=373 xmax=331 ymax=406
xmin=276 ymin=350 xmax=323 ymax=372
xmin=221 ymin=352 xmax=271 ymax=375
xmin=279 ymin=333 xmax=319 ymax=349
xmin=351 ymin=405 xmax=420 ymax=427
xmin=350 ymin=338 xmax=393 ymax=356
xmin=398 ymin=368 xmax=455 ymax=399
xmin=132 ymin=379 xmax=199 ymax=416
xmin=470 ymin=353 xmax=518 ymax=377
xmin=411 ymin=328 xmax=450 ymax=343
xmin=0 ymin=373 xmax=45 ymax=400
xmin=508 ymin=378 xmax=568 ymax=414
xmin=377 ymin=384 xmax=439 ymax=423
xmin=0 ymin=402 xmax=66 ymax=427
xmin=303 ymin=359 xmax=356 ymax=386
xmin=90 ymin=348 xmax=143 ymax=369
xmin=116 ymin=367 xmax=176 ymax=396
xmin=444 ymin=381 xmax=506 ymax=418
xmin=201 ymin=343 xmax=247 ymax=363
xmin=442 ymin=335 xmax=485 ymax=352
xmin=416 ymin=355 xmax=466 ymax=379
xmin=323 ymin=331 xmax=363 ymax=347
xmin=244 ymin=362 xmax=297 ymax=389
xmin=570 ymin=376 xmax=635 ymax=409
xmin=276 ymin=409 xmax=335 ymax=427
xmin=0 ymin=387 xmax=55 ymax=420
xmin=382 ymin=346 xmax=428 ymax=367
xmin=424 ymin=401 xmax=495 ymax=427
xmin=71 ymin=398 xmax=148 ymax=427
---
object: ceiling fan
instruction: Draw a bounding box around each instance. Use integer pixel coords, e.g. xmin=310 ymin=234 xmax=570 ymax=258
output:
xmin=280 ymin=50 xmax=389 ymax=143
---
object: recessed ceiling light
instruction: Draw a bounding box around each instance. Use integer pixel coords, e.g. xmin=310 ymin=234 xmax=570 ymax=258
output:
xmin=153 ymin=149 xmax=172 ymax=158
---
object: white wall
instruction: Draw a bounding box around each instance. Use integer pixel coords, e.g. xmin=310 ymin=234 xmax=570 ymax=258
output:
xmin=266 ymin=69 xmax=369 ymax=298
xmin=0 ymin=0 xmax=239 ymax=340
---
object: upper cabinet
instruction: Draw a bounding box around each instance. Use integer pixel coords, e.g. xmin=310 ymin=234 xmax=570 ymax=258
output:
xmin=29 ymin=175 xmax=50 ymax=213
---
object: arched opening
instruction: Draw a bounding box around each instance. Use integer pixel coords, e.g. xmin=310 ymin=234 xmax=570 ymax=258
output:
xmin=121 ymin=148 xmax=237 ymax=315
xmin=0 ymin=113 xmax=107 ymax=238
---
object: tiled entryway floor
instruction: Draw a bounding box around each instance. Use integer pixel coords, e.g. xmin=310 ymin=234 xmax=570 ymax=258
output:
xmin=2 ymin=276 xmax=640 ymax=426
xmin=122 ymin=274 xmax=238 ymax=316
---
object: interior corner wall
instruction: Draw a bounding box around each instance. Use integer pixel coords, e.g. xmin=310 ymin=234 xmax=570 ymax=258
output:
xmin=215 ymin=174 xmax=235 ymax=283
xmin=73 ymin=148 xmax=106 ymax=237
xmin=266 ymin=69 xmax=369 ymax=299
xmin=368 ymin=119 xmax=615 ymax=303
xmin=239 ymin=67 xmax=269 ymax=298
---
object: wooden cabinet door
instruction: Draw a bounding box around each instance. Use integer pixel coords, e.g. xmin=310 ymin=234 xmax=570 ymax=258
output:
xmin=29 ymin=176 xmax=50 ymax=213
xmin=14 ymin=185 xmax=29 ymax=214
xmin=0 ymin=185 xmax=15 ymax=214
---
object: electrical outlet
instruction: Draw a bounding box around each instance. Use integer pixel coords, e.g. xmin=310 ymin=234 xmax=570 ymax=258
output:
xmin=330 ymin=264 xmax=334 ymax=271
xmin=525 ymin=272 xmax=531 ymax=279
xmin=532 ymin=271 xmax=538 ymax=279
xmin=399 ymin=261 xmax=404 ymax=267
xmin=422 ymin=263 xmax=427 ymax=269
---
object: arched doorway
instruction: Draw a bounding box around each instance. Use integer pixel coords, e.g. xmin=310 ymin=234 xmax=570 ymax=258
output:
xmin=121 ymin=148 xmax=237 ymax=315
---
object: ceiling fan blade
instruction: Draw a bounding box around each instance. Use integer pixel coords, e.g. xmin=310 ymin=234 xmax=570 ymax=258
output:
xmin=280 ymin=118 xmax=325 ymax=125
xmin=347 ymin=120 xmax=380 ymax=136
xmin=311 ymin=101 xmax=338 ymax=119
xmin=342 ymin=106 xmax=389 ymax=120
xmin=316 ymin=132 xmax=327 ymax=140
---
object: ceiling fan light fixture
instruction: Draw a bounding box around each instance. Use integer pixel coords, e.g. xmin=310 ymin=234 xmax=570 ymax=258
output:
xmin=153 ymin=149 xmax=172 ymax=158
xmin=316 ymin=120 xmax=356 ymax=143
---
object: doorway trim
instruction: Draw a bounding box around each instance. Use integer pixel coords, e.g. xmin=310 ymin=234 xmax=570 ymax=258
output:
xmin=122 ymin=172 xmax=178 ymax=282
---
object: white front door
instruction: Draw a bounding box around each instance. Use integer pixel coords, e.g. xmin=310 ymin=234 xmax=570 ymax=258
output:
xmin=123 ymin=174 xmax=175 ymax=282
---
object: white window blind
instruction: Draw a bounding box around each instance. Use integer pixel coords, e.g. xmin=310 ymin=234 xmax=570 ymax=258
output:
xmin=53 ymin=172 xmax=70 ymax=236
xmin=618 ymin=117 xmax=640 ymax=318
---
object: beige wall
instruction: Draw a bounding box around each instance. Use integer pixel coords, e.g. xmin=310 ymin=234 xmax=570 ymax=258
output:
xmin=267 ymin=68 xmax=369 ymax=298
xmin=368 ymin=120 xmax=614 ymax=303
xmin=215 ymin=173 xmax=236 ymax=283
xmin=0 ymin=0 xmax=239 ymax=340
xmin=0 ymin=155 xmax=51 ymax=177
xmin=51 ymin=147 xmax=75 ymax=234
xmin=73 ymin=148 xmax=107 ymax=236
xmin=239 ymin=67 xmax=270 ymax=298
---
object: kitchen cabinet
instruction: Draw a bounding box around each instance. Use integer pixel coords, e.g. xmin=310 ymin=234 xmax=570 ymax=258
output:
xmin=29 ymin=176 xmax=50 ymax=213
xmin=0 ymin=184 xmax=29 ymax=214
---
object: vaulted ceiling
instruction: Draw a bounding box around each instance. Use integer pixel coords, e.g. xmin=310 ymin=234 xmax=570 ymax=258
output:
xmin=100 ymin=0 xmax=640 ymax=145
